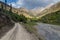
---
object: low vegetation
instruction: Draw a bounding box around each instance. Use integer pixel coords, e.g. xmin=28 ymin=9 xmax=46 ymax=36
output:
xmin=38 ymin=10 xmax=60 ymax=25
xmin=22 ymin=21 xmax=37 ymax=33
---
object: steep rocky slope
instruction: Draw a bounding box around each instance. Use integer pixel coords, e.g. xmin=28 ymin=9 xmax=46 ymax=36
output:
xmin=37 ymin=2 xmax=60 ymax=18
xmin=0 ymin=11 xmax=14 ymax=38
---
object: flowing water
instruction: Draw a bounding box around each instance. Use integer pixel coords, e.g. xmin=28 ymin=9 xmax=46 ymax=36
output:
xmin=35 ymin=23 xmax=60 ymax=40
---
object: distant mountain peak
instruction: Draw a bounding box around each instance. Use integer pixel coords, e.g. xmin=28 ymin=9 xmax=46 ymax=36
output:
xmin=37 ymin=1 xmax=60 ymax=17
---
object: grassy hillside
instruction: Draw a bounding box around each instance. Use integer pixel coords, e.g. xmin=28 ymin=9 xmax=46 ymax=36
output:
xmin=38 ymin=10 xmax=60 ymax=25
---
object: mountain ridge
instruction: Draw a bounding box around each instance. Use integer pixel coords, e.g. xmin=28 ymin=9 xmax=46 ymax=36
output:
xmin=0 ymin=1 xmax=33 ymax=18
xmin=0 ymin=1 xmax=60 ymax=18
xmin=37 ymin=1 xmax=60 ymax=18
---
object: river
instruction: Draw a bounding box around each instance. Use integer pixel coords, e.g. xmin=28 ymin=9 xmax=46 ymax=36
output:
xmin=35 ymin=23 xmax=60 ymax=40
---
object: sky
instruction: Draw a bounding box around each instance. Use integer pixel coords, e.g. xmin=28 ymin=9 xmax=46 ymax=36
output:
xmin=0 ymin=0 xmax=60 ymax=9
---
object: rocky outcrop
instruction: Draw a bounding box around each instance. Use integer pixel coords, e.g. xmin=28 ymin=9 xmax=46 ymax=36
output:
xmin=0 ymin=12 xmax=14 ymax=38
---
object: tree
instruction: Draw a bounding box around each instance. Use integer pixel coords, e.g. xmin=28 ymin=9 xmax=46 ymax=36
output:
xmin=0 ymin=3 xmax=3 ymax=11
xmin=5 ymin=0 xmax=7 ymax=9
xmin=9 ymin=4 xmax=12 ymax=12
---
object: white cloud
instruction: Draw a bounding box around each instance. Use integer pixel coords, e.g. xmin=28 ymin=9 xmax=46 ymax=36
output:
xmin=42 ymin=0 xmax=50 ymax=2
xmin=10 ymin=2 xmax=16 ymax=6
xmin=8 ymin=0 xmax=23 ymax=8
xmin=0 ymin=0 xmax=4 ymax=2
xmin=8 ymin=2 xmax=16 ymax=8
xmin=53 ymin=0 xmax=60 ymax=3
xmin=41 ymin=0 xmax=60 ymax=3
xmin=17 ymin=0 xmax=23 ymax=5
xmin=0 ymin=0 xmax=3 ymax=1
xmin=46 ymin=3 xmax=54 ymax=8
xmin=8 ymin=0 xmax=60 ymax=9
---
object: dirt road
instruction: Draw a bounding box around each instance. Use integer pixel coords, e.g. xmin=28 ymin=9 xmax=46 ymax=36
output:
xmin=0 ymin=23 xmax=38 ymax=40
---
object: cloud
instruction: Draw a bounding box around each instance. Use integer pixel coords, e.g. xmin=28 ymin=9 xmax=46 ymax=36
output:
xmin=6 ymin=0 xmax=60 ymax=9
xmin=8 ymin=0 xmax=23 ymax=8
xmin=16 ymin=0 xmax=23 ymax=5
xmin=8 ymin=2 xmax=17 ymax=8
xmin=0 ymin=0 xmax=3 ymax=1
xmin=53 ymin=0 xmax=60 ymax=3
xmin=22 ymin=0 xmax=52 ymax=9
xmin=0 ymin=0 xmax=5 ymax=2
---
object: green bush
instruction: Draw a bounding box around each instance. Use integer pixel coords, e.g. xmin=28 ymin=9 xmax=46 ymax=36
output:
xmin=39 ymin=10 xmax=60 ymax=25
xmin=22 ymin=21 xmax=37 ymax=33
xmin=8 ymin=12 xmax=27 ymax=23
xmin=0 ymin=8 xmax=27 ymax=23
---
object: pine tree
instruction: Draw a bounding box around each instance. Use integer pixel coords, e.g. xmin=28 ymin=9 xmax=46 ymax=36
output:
xmin=0 ymin=3 xmax=3 ymax=11
xmin=5 ymin=0 xmax=7 ymax=9
xmin=9 ymin=4 xmax=12 ymax=12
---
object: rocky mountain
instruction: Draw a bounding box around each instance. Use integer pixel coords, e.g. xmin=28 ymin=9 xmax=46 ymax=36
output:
xmin=0 ymin=1 xmax=33 ymax=18
xmin=29 ymin=7 xmax=44 ymax=16
xmin=0 ymin=1 xmax=60 ymax=18
xmin=37 ymin=2 xmax=60 ymax=18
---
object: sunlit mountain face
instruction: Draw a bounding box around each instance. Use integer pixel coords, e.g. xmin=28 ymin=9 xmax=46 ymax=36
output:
xmin=0 ymin=0 xmax=60 ymax=16
xmin=0 ymin=0 xmax=60 ymax=9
